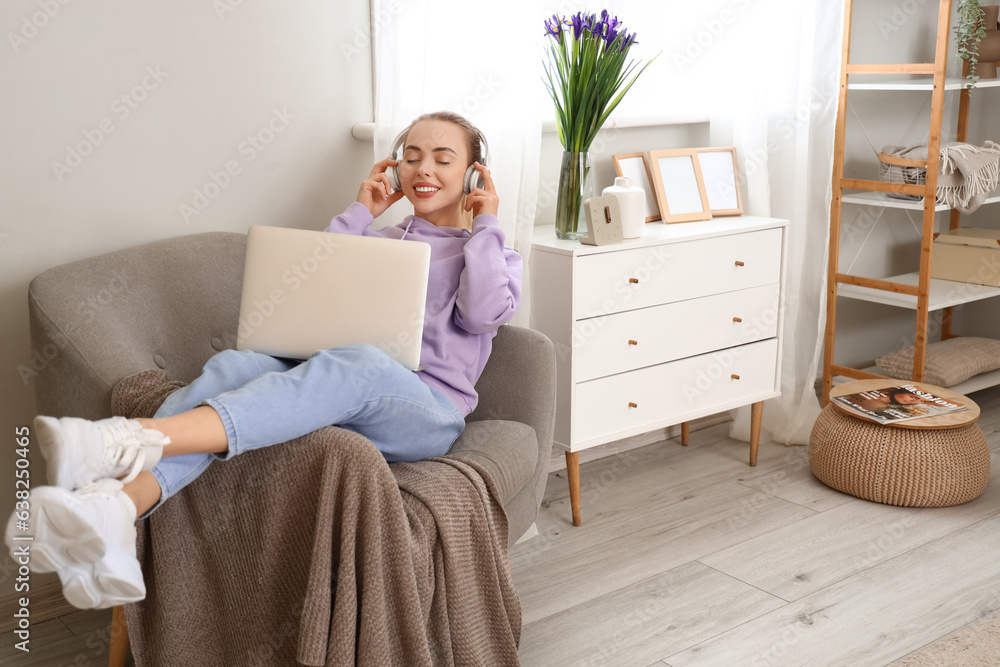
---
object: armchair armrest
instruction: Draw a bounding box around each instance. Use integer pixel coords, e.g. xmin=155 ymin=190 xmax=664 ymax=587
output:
xmin=465 ymin=325 xmax=556 ymax=535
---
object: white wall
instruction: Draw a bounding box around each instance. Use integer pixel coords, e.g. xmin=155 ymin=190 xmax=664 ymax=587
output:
xmin=0 ymin=0 xmax=373 ymax=590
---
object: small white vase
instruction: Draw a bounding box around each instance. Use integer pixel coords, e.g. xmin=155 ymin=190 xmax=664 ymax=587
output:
xmin=602 ymin=176 xmax=645 ymax=239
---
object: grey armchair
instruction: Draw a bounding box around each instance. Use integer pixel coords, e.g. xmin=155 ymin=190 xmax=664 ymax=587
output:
xmin=28 ymin=231 xmax=555 ymax=665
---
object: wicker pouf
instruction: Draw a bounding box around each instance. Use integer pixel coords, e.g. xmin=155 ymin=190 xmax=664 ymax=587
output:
xmin=809 ymin=402 xmax=991 ymax=507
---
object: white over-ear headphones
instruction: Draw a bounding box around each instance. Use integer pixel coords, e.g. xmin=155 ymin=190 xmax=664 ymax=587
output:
xmin=387 ymin=127 xmax=490 ymax=195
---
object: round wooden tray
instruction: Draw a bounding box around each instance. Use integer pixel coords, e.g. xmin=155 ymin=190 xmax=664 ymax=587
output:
xmin=830 ymin=379 xmax=979 ymax=430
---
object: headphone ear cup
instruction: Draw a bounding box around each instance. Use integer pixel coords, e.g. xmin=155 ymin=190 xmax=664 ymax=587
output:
xmin=387 ymin=128 xmax=407 ymax=192
xmin=463 ymin=165 xmax=481 ymax=195
xmin=388 ymin=164 xmax=401 ymax=191
xmin=465 ymin=129 xmax=489 ymax=194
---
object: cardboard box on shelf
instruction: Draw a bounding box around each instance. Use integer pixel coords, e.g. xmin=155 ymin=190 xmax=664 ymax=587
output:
xmin=932 ymin=227 xmax=1000 ymax=287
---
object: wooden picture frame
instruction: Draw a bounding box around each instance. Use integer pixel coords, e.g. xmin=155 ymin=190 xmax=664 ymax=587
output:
xmin=611 ymin=152 xmax=660 ymax=222
xmin=647 ymin=149 xmax=712 ymax=223
xmin=696 ymin=146 xmax=744 ymax=216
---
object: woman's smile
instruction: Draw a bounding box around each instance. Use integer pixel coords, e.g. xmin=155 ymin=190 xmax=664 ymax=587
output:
xmin=413 ymin=182 xmax=441 ymax=198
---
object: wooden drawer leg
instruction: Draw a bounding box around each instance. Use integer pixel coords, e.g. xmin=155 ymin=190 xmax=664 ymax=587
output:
xmin=565 ymin=451 xmax=581 ymax=527
xmin=681 ymin=421 xmax=690 ymax=446
xmin=109 ymin=605 xmax=130 ymax=667
xmin=749 ymin=401 xmax=763 ymax=467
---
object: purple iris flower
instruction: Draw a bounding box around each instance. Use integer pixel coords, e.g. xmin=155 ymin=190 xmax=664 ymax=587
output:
xmin=543 ymin=14 xmax=563 ymax=39
xmin=593 ymin=19 xmax=606 ymax=40
xmin=545 ymin=10 xmax=639 ymax=52
xmin=606 ymin=25 xmax=619 ymax=47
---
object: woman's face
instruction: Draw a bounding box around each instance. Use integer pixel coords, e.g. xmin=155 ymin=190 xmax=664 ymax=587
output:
xmin=893 ymin=392 xmax=924 ymax=404
xmin=398 ymin=120 xmax=470 ymax=225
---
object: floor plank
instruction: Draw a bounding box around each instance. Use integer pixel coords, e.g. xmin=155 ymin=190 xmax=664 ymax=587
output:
xmin=666 ymin=514 xmax=1000 ymax=666
xmin=736 ymin=444 xmax=856 ymax=512
xmin=58 ymin=606 xmax=115 ymax=636
xmin=701 ymin=450 xmax=1000 ymax=601
xmin=516 ymin=423 xmax=796 ymax=553
xmin=519 ymin=561 xmax=784 ymax=666
xmin=0 ymin=617 xmax=74 ymax=664
xmin=0 ymin=579 xmax=75 ymax=634
xmin=513 ymin=479 xmax=815 ymax=624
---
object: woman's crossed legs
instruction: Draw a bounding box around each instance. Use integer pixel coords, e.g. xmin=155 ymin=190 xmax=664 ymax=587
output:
xmin=6 ymin=344 xmax=465 ymax=608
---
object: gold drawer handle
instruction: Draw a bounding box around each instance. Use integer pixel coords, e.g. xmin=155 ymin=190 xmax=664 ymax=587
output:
xmin=628 ymin=339 xmax=638 ymax=346
xmin=628 ymin=402 xmax=638 ymax=408
xmin=731 ymin=374 xmax=741 ymax=380
xmin=629 ymin=277 xmax=639 ymax=284
xmin=732 ymin=317 xmax=742 ymax=323
xmin=734 ymin=260 xmax=745 ymax=267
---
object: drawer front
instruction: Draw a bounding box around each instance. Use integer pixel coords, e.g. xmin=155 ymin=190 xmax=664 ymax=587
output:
xmin=573 ymin=284 xmax=780 ymax=382
xmin=573 ymin=228 xmax=782 ymax=318
xmin=574 ymin=339 xmax=778 ymax=444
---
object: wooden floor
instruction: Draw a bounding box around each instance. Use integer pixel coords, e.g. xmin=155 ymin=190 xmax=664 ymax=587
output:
xmin=0 ymin=603 xmax=133 ymax=667
xmin=510 ymin=384 xmax=1000 ymax=666
xmin=6 ymin=387 xmax=1000 ymax=666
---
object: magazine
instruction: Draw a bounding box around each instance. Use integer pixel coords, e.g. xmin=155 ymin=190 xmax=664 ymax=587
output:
xmin=832 ymin=384 xmax=967 ymax=424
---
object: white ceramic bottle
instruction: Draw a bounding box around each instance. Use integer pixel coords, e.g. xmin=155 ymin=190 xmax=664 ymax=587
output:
xmin=602 ymin=176 xmax=645 ymax=238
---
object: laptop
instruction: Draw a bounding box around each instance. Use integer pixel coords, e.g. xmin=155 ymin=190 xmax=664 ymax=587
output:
xmin=236 ymin=225 xmax=431 ymax=370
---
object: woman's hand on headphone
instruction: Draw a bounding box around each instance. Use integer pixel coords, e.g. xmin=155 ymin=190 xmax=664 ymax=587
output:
xmin=464 ymin=162 xmax=499 ymax=218
xmin=357 ymin=158 xmax=405 ymax=218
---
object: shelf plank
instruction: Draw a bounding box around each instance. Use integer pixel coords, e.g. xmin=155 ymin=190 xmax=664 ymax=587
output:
xmin=837 ymin=272 xmax=1000 ymax=310
xmin=842 ymin=191 xmax=1000 ymax=211
xmin=848 ymin=77 xmax=1000 ymax=91
xmin=846 ymin=63 xmax=936 ymax=75
xmin=840 ymin=178 xmax=925 ymax=196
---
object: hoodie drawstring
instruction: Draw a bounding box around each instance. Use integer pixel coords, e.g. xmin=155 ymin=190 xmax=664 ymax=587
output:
xmin=400 ymin=218 xmax=415 ymax=240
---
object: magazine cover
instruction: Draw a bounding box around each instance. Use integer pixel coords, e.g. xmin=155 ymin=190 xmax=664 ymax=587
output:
xmin=832 ymin=384 xmax=967 ymax=424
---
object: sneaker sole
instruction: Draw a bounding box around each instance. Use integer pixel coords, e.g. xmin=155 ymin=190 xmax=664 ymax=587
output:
xmin=28 ymin=487 xmax=106 ymax=573
xmin=34 ymin=415 xmax=79 ymax=490
xmin=60 ymin=565 xmax=146 ymax=609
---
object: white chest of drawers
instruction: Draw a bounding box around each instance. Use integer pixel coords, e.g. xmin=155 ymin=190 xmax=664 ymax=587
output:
xmin=530 ymin=217 xmax=788 ymax=525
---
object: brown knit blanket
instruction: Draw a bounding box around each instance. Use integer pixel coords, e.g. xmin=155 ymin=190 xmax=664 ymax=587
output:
xmin=112 ymin=370 xmax=521 ymax=666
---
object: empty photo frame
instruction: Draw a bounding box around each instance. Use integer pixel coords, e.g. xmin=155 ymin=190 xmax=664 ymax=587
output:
xmin=696 ymin=147 xmax=743 ymax=216
xmin=647 ymin=149 xmax=712 ymax=223
xmin=611 ymin=152 xmax=660 ymax=222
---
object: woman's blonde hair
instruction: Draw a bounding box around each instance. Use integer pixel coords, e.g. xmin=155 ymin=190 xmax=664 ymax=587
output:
xmin=402 ymin=111 xmax=485 ymax=229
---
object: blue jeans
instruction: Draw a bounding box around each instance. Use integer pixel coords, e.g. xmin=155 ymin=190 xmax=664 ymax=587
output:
xmin=143 ymin=343 xmax=465 ymax=518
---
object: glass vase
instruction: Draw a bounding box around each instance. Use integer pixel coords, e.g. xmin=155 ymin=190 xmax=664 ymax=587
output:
xmin=555 ymin=151 xmax=593 ymax=240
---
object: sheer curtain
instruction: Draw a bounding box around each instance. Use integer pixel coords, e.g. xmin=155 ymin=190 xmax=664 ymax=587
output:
xmin=705 ymin=0 xmax=844 ymax=445
xmin=372 ymin=0 xmax=844 ymax=444
xmin=371 ymin=0 xmax=544 ymax=327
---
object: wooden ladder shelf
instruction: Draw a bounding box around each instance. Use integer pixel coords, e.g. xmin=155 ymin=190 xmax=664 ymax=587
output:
xmin=822 ymin=0 xmax=984 ymax=403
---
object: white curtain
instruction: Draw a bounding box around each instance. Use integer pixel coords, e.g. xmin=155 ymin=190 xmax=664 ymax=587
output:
xmin=372 ymin=0 xmax=844 ymax=444
xmin=371 ymin=0 xmax=544 ymax=327
xmin=706 ymin=0 xmax=844 ymax=445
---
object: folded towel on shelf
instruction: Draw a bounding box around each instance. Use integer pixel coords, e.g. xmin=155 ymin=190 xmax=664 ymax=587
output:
xmin=883 ymin=141 xmax=1000 ymax=214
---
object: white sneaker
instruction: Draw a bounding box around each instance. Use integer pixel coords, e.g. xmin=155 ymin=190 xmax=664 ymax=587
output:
xmin=59 ymin=557 xmax=145 ymax=610
xmin=4 ymin=479 xmax=146 ymax=609
xmin=35 ymin=415 xmax=170 ymax=490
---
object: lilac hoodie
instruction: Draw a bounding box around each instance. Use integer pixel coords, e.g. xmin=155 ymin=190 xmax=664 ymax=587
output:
xmin=325 ymin=202 xmax=522 ymax=416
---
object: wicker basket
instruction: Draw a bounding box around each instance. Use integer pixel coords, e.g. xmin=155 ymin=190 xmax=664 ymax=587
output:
xmin=878 ymin=151 xmax=927 ymax=201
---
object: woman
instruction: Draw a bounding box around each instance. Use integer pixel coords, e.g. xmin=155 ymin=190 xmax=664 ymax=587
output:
xmin=6 ymin=111 xmax=522 ymax=609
